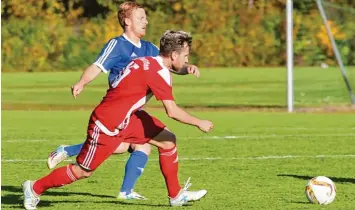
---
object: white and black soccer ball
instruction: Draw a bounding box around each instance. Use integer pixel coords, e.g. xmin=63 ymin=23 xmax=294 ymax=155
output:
xmin=305 ymin=176 xmax=336 ymax=205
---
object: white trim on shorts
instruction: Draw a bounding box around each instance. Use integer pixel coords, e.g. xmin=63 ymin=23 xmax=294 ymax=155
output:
xmin=94 ymin=120 xmax=119 ymax=136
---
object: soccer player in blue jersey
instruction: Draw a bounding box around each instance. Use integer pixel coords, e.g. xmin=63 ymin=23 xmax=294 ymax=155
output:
xmin=47 ymin=1 xmax=200 ymax=200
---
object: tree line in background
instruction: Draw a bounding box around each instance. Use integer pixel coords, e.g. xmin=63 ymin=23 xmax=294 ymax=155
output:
xmin=2 ymin=0 xmax=355 ymax=72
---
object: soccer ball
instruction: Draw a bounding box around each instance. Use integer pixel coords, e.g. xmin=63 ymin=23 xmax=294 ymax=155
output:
xmin=305 ymin=176 xmax=336 ymax=205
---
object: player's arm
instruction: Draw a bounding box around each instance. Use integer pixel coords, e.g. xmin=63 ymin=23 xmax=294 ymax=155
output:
xmin=147 ymin=66 xmax=211 ymax=132
xmin=72 ymin=39 xmax=118 ymax=98
xmin=171 ymin=64 xmax=200 ymax=77
xmin=71 ymin=65 xmax=102 ymax=99
xmin=162 ymin=100 xmax=213 ymax=132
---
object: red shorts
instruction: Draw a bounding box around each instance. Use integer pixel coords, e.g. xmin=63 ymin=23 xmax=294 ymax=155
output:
xmin=119 ymin=110 xmax=166 ymax=144
xmin=76 ymin=110 xmax=165 ymax=171
xmin=76 ymin=118 xmax=122 ymax=171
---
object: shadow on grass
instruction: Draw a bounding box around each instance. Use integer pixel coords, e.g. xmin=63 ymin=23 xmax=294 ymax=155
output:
xmin=1 ymin=185 xmax=185 ymax=208
xmin=1 ymin=198 xmax=83 ymax=209
xmin=94 ymin=200 xmax=176 ymax=207
xmin=291 ymin=201 xmax=311 ymax=204
xmin=1 ymin=192 xmax=85 ymax=209
xmin=1 ymin=185 xmax=114 ymax=207
xmin=277 ymin=174 xmax=355 ymax=184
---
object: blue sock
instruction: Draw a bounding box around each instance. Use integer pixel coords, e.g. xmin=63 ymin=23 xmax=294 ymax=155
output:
xmin=120 ymin=151 xmax=148 ymax=194
xmin=64 ymin=143 xmax=83 ymax=157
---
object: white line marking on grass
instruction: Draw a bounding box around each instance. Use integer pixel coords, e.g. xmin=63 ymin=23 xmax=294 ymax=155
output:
xmin=5 ymin=139 xmax=50 ymax=143
xmin=2 ymin=154 xmax=355 ymax=163
xmin=193 ymin=134 xmax=355 ymax=140
xmin=5 ymin=139 xmax=78 ymax=143
xmin=234 ymin=127 xmax=355 ymax=131
xmin=4 ymin=133 xmax=355 ymax=143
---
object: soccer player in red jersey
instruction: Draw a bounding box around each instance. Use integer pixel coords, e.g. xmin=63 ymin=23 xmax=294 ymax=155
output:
xmin=47 ymin=2 xmax=200 ymax=200
xmin=22 ymin=30 xmax=213 ymax=209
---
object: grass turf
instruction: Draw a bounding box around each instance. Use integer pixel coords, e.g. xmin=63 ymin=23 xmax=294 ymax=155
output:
xmin=2 ymin=67 xmax=355 ymax=109
xmin=2 ymin=111 xmax=354 ymax=209
xmin=1 ymin=68 xmax=355 ymax=209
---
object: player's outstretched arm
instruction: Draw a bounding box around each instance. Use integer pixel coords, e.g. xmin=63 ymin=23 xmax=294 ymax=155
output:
xmin=162 ymin=100 xmax=213 ymax=132
xmin=171 ymin=64 xmax=200 ymax=77
xmin=72 ymin=65 xmax=102 ymax=99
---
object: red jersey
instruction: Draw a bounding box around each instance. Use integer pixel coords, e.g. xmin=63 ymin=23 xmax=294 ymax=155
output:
xmin=92 ymin=56 xmax=174 ymax=134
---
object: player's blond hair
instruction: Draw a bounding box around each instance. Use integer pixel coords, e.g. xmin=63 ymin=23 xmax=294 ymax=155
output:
xmin=159 ymin=30 xmax=192 ymax=56
xmin=117 ymin=2 xmax=144 ymax=28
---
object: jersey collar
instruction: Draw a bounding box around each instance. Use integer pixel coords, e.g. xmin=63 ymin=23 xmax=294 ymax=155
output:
xmin=122 ymin=33 xmax=142 ymax=48
xmin=156 ymin=56 xmax=170 ymax=70
xmin=156 ymin=56 xmax=164 ymax=66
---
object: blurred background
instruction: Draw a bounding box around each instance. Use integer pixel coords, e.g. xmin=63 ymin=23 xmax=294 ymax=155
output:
xmin=1 ymin=0 xmax=355 ymax=109
xmin=2 ymin=0 xmax=355 ymax=72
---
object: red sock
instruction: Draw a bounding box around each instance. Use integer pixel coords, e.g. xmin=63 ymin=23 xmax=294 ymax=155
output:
xmin=159 ymin=146 xmax=181 ymax=198
xmin=33 ymin=164 xmax=79 ymax=195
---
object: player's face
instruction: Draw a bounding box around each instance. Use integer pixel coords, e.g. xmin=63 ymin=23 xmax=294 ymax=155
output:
xmin=130 ymin=8 xmax=148 ymax=38
xmin=171 ymin=43 xmax=190 ymax=72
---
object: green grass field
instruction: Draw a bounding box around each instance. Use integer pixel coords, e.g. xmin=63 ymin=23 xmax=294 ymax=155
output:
xmin=2 ymin=67 xmax=355 ymax=109
xmin=2 ymin=67 xmax=355 ymax=209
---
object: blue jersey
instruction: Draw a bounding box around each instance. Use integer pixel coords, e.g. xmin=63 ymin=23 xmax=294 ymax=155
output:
xmin=93 ymin=34 xmax=159 ymax=86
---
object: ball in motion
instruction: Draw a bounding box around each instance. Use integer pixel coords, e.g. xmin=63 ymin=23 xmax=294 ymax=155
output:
xmin=305 ymin=176 xmax=336 ymax=205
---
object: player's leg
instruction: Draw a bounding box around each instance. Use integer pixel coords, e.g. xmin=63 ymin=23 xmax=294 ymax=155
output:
xmin=124 ymin=110 xmax=206 ymax=206
xmin=118 ymin=143 xmax=151 ymax=200
xmin=149 ymin=128 xmax=207 ymax=206
xmin=112 ymin=142 xmax=130 ymax=154
xmin=22 ymin=163 xmax=86 ymax=210
xmin=45 ymin=136 xmax=149 ymax=200
xmin=47 ymin=143 xmax=83 ymax=169
xmin=47 ymin=140 xmax=130 ymax=169
xmin=23 ymin=121 xmax=121 ymax=209
xmin=46 ymin=136 xmax=150 ymax=200
xmin=149 ymin=128 xmax=180 ymax=196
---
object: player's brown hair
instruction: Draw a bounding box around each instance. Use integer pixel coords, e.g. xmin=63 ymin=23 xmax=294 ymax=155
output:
xmin=117 ymin=1 xmax=144 ymax=28
xmin=159 ymin=30 xmax=192 ymax=57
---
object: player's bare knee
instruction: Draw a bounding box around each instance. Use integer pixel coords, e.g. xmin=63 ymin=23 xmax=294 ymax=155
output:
xmin=164 ymin=128 xmax=176 ymax=144
xmin=113 ymin=142 xmax=130 ymax=154
xmin=78 ymin=169 xmax=93 ymax=178
xmin=72 ymin=164 xmax=93 ymax=178
xmin=132 ymin=143 xmax=152 ymax=155
xmin=170 ymin=132 xmax=177 ymax=144
xmin=150 ymin=128 xmax=177 ymax=149
xmin=82 ymin=170 xmax=93 ymax=178
xmin=160 ymin=141 xmax=176 ymax=150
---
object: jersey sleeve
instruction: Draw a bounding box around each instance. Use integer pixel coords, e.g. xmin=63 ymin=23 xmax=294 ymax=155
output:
xmin=93 ymin=39 xmax=119 ymax=74
xmin=146 ymin=68 xmax=174 ymax=101
xmin=149 ymin=43 xmax=160 ymax=56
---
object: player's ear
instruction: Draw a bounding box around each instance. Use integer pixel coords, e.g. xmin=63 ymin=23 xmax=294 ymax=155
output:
xmin=125 ymin=18 xmax=131 ymax=27
xmin=171 ymin=51 xmax=178 ymax=61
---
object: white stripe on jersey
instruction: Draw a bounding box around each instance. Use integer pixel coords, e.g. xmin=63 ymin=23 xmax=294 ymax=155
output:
xmin=90 ymin=93 xmax=153 ymax=135
xmin=118 ymin=92 xmax=153 ymax=130
xmin=157 ymin=68 xmax=172 ymax=86
xmin=152 ymin=43 xmax=159 ymax=50
xmin=93 ymin=62 xmax=108 ymax=74
xmin=100 ymin=39 xmax=117 ymax=64
xmin=96 ymin=39 xmax=117 ymax=65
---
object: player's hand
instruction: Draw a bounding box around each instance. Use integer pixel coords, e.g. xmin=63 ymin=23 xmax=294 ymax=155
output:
xmin=187 ymin=65 xmax=200 ymax=78
xmin=71 ymin=83 xmax=84 ymax=99
xmin=198 ymin=120 xmax=214 ymax=132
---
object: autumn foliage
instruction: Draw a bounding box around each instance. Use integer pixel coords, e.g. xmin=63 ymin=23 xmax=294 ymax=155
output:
xmin=2 ymin=0 xmax=355 ymax=72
